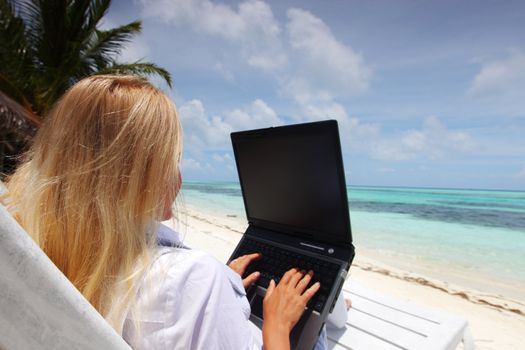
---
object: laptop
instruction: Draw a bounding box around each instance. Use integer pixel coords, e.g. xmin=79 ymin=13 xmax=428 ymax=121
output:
xmin=228 ymin=120 xmax=355 ymax=350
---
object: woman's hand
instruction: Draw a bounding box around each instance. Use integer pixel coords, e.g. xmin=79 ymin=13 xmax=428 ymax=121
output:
xmin=228 ymin=253 xmax=261 ymax=289
xmin=262 ymin=268 xmax=320 ymax=350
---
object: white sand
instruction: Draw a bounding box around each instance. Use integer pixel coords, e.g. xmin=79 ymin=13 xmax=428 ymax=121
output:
xmin=164 ymin=204 xmax=525 ymax=350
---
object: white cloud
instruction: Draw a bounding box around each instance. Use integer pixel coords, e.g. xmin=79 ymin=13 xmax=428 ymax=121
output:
xmin=284 ymin=8 xmax=371 ymax=100
xmin=181 ymin=158 xmax=204 ymax=171
xmin=178 ymin=99 xmax=231 ymax=150
xmin=300 ymin=101 xmax=348 ymax=121
xmin=370 ymin=116 xmax=476 ymax=162
xmin=468 ymin=51 xmax=525 ymax=98
xmin=178 ymin=98 xmax=282 ymax=177
xmin=213 ymin=62 xmax=234 ymax=81
xmin=224 ymin=99 xmax=282 ymax=130
xmin=302 ymin=106 xmax=380 ymax=151
xmin=178 ymin=98 xmax=282 ymax=152
xmin=179 ymin=100 xmax=476 ymax=179
xmin=517 ymin=166 xmax=525 ymax=178
xmin=140 ymin=2 xmax=372 ymax=124
xmin=276 ymin=8 xmax=372 ymax=147
xmin=212 ymin=153 xmax=232 ymax=162
xmin=141 ymin=0 xmax=286 ymax=70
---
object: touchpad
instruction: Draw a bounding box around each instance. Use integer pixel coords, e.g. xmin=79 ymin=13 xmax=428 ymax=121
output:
xmin=250 ymin=293 xmax=264 ymax=320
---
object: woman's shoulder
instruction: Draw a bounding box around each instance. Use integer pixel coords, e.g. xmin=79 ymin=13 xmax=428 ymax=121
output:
xmin=149 ymin=247 xmax=236 ymax=289
xmin=152 ymin=224 xmax=225 ymax=280
xmin=154 ymin=246 xmax=221 ymax=271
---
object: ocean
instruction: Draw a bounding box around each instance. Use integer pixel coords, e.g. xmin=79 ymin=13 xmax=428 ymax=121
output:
xmin=180 ymin=182 xmax=525 ymax=301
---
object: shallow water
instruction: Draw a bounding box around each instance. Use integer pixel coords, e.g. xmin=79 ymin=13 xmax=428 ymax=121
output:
xmin=181 ymin=182 xmax=525 ymax=300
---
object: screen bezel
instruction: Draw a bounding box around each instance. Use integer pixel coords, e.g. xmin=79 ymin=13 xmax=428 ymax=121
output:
xmin=230 ymin=120 xmax=353 ymax=245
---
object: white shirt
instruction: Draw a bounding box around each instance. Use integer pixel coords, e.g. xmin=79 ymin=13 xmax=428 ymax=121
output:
xmin=122 ymin=245 xmax=263 ymax=349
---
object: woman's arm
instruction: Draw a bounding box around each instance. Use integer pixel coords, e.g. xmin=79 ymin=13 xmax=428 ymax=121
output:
xmin=229 ymin=255 xmax=320 ymax=349
xmin=228 ymin=252 xmax=262 ymax=288
xmin=262 ymin=269 xmax=320 ymax=350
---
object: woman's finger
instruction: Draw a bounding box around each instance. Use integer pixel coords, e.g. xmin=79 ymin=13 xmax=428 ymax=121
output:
xmin=238 ymin=253 xmax=261 ymax=268
xmin=244 ymin=252 xmax=262 ymax=263
xmin=228 ymin=253 xmax=261 ymax=275
xmin=295 ymin=270 xmax=313 ymax=292
xmin=301 ymin=282 xmax=321 ymax=303
xmin=289 ymin=269 xmax=306 ymax=288
xmin=264 ymin=279 xmax=276 ymax=301
xmin=242 ymin=271 xmax=260 ymax=289
xmin=280 ymin=268 xmax=298 ymax=285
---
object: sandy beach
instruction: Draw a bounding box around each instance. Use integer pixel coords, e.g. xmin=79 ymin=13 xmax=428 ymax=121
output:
xmin=165 ymin=203 xmax=525 ymax=350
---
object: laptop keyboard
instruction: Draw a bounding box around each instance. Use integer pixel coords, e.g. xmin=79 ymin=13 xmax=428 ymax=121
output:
xmin=232 ymin=237 xmax=341 ymax=313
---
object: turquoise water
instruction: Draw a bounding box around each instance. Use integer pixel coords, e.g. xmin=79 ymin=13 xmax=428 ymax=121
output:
xmin=181 ymin=182 xmax=525 ymax=298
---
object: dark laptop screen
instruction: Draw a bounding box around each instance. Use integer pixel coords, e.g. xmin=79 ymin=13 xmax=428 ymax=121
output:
xmin=231 ymin=120 xmax=352 ymax=244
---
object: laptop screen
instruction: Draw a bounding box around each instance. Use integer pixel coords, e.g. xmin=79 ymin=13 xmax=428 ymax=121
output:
xmin=231 ymin=120 xmax=352 ymax=245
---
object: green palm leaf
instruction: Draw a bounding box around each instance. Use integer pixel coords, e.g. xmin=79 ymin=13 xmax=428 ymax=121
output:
xmin=99 ymin=62 xmax=172 ymax=88
xmin=85 ymin=21 xmax=142 ymax=70
xmin=0 ymin=0 xmax=173 ymax=175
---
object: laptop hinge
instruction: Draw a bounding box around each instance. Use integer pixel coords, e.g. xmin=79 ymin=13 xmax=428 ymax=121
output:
xmin=247 ymin=223 xmax=352 ymax=248
xmin=245 ymin=224 xmax=354 ymax=264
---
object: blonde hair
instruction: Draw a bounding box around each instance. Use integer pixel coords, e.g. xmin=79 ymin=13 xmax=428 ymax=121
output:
xmin=3 ymin=75 xmax=182 ymax=331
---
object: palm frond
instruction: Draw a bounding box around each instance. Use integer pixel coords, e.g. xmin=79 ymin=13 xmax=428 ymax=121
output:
xmin=0 ymin=0 xmax=34 ymax=108
xmin=16 ymin=0 xmax=46 ymax=51
xmin=85 ymin=21 xmax=142 ymax=69
xmin=0 ymin=0 xmax=172 ymax=114
xmin=0 ymin=90 xmax=39 ymax=176
xmin=1 ymin=0 xmax=174 ymax=174
xmin=0 ymin=90 xmax=40 ymax=152
xmin=0 ymin=90 xmax=41 ymax=127
xmin=86 ymin=0 xmax=112 ymax=30
xmin=0 ymin=73 xmax=32 ymax=110
xmin=100 ymin=62 xmax=172 ymax=87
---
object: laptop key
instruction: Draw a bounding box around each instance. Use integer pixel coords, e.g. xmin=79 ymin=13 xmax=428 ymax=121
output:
xmin=258 ymin=276 xmax=270 ymax=289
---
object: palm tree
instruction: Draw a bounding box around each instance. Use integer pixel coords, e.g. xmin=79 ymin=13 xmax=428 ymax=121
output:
xmin=0 ymin=91 xmax=40 ymax=175
xmin=0 ymin=0 xmax=172 ymax=176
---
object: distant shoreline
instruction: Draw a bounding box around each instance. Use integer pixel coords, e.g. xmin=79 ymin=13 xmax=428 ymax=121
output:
xmin=182 ymin=180 xmax=525 ymax=193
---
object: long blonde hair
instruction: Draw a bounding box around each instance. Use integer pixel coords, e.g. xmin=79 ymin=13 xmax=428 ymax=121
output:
xmin=3 ymin=75 xmax=182 ymax=330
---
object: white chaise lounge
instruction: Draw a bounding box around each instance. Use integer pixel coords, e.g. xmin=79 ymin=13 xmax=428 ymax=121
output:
xmin=0 ymin=204 xmax=131 ymax=350
xmin=327 ymin=281 xmax=474 ymax=350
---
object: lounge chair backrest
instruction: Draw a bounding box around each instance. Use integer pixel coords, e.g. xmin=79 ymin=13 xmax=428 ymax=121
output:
xmin=0 ymin=204 xmax=131 ymax=350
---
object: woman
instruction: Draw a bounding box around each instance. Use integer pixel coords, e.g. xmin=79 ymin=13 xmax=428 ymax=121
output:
xmin=3 ymin=75 xmax=322 ymax=349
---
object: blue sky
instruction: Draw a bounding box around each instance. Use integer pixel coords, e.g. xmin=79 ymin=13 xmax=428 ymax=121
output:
xmin=106 ymin=0 xmax=525 ymax=190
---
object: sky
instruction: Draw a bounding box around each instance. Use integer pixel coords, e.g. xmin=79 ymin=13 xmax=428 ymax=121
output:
xmin=105 ymin=0 xmax=525 ymax=190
